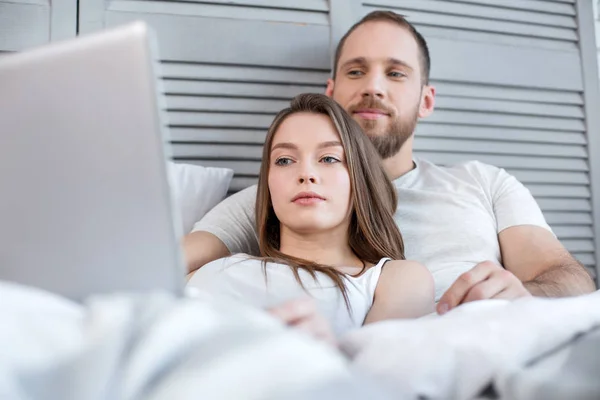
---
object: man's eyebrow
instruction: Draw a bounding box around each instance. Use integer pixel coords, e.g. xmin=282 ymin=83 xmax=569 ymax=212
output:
xmin=340 ymin=56 xmax=414 ymax=71
xmin=339 ymin=57 xmax=367 ymax=70
xmin=387 ymin=57 xmax=414 ymax=71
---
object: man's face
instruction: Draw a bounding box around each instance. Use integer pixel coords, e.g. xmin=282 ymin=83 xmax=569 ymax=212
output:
xmin=326 ymin=21 xmax=433 ymax=159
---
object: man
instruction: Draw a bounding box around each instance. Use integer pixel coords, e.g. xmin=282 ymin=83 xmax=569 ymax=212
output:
xmin=184 ymin=11 xmax=596 ymax=315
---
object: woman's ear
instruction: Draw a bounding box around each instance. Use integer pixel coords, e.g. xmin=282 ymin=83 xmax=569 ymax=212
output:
xmin=418 ymin=85 xmax=436 ymax=119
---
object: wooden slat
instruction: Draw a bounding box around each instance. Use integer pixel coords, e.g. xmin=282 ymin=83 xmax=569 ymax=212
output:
xmin=172 ymin=143 xmax=263 ymax=159
xmin=159 ymin=62 xmax=329 ymax=85
xmin=417 ymin=25 xmax=577 ymax=52
xmin=553 ymin=226 xmax=594 ymax=239
xmin=546 ymin=213 xmax=593 ymax=226
xmin=508 ymin=170 xmax=589 ymax=185
xmin=538 ymin=198 xmax=591 ymax=212
xmin=105 ymin=11 xmax=331 ymax=69
xmin=415 ymin=125 xmax=586 ymax=145
xmin=168 ymin=112 xmax=273 ymax=129
xmin=527 ymin=184 xmax=590 ymax=199
xmin=160 ymin=0 xmax=329 ymax=12
xmin=414 ymin=152 xmax=588 ymax=172
xmin=573 ymin=253 xmax=595 ymax=266
xmin=366 ymin=0 xmax=576 ymax=28
xmin=433 ymin=81 xmax=583 ymax=105
xmin=426 ymin=37 xmax=583 ymax=91
xmin=414 ymin=138 xmax=587 ymax=158
xmin=561 ymin=239 xmax=595 ymax=252
xmin=163 ymin=80 xmax=320 ymax=99
xmin=435 ymin=96 xmax=583 ymax=118
xmin=0 ymin=2 xmax=50 ymax=51
xmin=426 ymin=110 xmax=585 ymax=132
xmin=166 ymin=96 xmax=288 ymax=114
xmin=169 ymin=127 xmax=266 ymax=144
xmin=363 ymin=6 xmax=576 ymax=41
xmin=109 ymin=0 xmax=329 ymax=25
xmin=437 ymin=0 xmax=575 ymax=16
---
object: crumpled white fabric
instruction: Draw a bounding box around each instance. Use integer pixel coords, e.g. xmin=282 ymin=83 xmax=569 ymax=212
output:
xmin=0 ymin=281 xmax=366 ymax=400
xmin=340 ymin=291 xmax=600 ymax=400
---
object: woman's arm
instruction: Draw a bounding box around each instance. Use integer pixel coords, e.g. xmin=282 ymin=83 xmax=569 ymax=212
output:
xmin=364 ymin=260 xmax=435 ymax=325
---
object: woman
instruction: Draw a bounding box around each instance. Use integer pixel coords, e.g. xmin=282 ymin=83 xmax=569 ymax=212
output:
xmin=187 ymin=93 xmax=434 ymax=343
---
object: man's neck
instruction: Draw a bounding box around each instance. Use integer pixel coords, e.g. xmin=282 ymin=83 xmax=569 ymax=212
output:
xmin=383 ymin=136 xmax=416 ymax=180
xmin=279 ymin=225 xmax=361 ymax=268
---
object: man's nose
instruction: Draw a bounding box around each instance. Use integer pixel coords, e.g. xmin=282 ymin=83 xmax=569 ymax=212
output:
xmin=361 ymin=73 xmax=385 ymax=99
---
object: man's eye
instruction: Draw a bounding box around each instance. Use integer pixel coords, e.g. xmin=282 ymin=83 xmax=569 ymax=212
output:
xmin=389 ymin=71 xmax=407 ymax=78
xmin=348 ymin=70 xmax=364 ymax=77
xmin=275 ymin=157 xmax=293 ymax=166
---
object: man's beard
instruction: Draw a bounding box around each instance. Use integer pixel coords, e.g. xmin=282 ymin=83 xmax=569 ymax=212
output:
xmin=349 ymin=98 xmax=419 ymax=159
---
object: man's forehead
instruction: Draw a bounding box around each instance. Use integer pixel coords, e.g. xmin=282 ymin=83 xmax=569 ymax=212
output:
xmin=339 ymin=21 xmax=419 ymax=65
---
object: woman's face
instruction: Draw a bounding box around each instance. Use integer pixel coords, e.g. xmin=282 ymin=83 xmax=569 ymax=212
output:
xmin=268 ymin=112 xmax=352 ymax=235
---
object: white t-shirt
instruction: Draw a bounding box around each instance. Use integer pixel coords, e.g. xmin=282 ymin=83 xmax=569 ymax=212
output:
xmin=187 ymin=255 xmax=391 ymax=336
xmin=193 ymin=159 xmax=552 ymax=301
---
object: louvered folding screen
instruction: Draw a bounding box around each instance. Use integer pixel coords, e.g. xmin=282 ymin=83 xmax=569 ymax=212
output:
xmin=0 ymin=0 xmax=76 ymax=51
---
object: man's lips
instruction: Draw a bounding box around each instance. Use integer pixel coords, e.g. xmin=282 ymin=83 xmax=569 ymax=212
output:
xmin=353 ymin=109 xmax=390 ymax=120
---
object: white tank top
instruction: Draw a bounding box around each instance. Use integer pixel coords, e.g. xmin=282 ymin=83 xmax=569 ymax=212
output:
xmin=187 ymin=255 xmax=391 ymax=336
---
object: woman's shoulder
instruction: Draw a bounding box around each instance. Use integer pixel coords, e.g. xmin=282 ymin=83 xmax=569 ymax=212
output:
xmin=380 ymin=259 xmax=434 ymax=285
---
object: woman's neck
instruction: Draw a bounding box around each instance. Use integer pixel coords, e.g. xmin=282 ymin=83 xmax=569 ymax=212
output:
xmin=278 ymin=225 xmax=361 ymax=268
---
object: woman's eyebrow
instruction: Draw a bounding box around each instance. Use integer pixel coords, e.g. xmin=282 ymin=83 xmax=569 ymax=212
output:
xmin=317 ymin=141 xmax=343 ymax=149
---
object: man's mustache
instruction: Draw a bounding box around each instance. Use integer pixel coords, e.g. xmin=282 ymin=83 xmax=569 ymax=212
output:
xmin=348 ymin=98 xmax=395 ymax=116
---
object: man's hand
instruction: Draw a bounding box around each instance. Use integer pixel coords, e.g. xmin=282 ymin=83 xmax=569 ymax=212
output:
xmin=268 ymin=298 xmax=337 ymax=347
xmin=436 ymin=260 xmax=531 ymax=314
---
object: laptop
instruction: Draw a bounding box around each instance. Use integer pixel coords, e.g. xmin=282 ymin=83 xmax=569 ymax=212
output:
xmin=0 ymin=22 xmax=186 ymax=301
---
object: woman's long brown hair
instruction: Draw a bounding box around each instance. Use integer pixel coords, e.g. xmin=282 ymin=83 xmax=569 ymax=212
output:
xmin=256 ymin=93 xmax=405 ymax=307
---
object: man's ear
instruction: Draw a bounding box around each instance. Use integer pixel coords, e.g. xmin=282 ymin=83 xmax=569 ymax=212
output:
xmin=325 ymin=78 xmax=335 ymax=97
xmin=418 ymin=85 xmax=436 ymax=119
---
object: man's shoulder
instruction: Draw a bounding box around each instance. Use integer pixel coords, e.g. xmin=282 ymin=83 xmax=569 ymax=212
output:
xmin=222 ymin=184 xmax=258 ymax=205
xmin=418 ymin=158 xmax=503 ymax=181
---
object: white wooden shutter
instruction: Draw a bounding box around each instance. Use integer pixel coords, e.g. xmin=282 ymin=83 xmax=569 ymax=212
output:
xmin=0 ymin=0 xmax=76 ymax=52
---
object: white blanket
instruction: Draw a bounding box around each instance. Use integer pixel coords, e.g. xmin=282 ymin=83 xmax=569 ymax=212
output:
xmin=340 ymin=291 xmax=600 ymax=400
xmin=0 ymin=282 xmax=387 ymax=400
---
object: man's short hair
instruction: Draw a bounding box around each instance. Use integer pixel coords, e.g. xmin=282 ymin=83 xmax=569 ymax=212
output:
xmin=332 ymin=11 xmax=431 ymax=85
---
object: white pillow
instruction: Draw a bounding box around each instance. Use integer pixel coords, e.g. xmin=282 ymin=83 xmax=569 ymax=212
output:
xmin=167 ymin=162 xmax=233 ymax=235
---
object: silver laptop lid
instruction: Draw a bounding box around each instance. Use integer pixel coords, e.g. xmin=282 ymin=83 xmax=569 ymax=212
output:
xmin=0 ymin=22 xmax=185 ymax=300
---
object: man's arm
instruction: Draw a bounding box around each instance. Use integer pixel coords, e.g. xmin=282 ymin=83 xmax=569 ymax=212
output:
xmin=437 ymin=163 xmax=596 ymax=314
xmin=184 ymin=185 xmax=259 ymax=275
xmin=436 ymin=228 xmax=596 ymax=314
xmin=500 ymin=225 xmax=596 ymax=297
xmin=184 ymin=231 xmax=230 ymax=278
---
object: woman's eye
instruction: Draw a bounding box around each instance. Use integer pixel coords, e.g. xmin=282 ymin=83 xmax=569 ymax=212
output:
xmin=274 ymin=157 xmax=293 ymax=166
xmin=321 ymin=156 xmax=340 ymax=164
